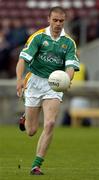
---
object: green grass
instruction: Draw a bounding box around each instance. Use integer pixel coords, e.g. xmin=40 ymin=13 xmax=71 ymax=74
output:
xmin=0 ymin=125 xmax=99 ymax=180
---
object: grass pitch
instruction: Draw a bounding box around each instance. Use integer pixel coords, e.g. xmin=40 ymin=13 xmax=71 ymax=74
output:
xmin=0 ymin=125 xmax=99 ymax=180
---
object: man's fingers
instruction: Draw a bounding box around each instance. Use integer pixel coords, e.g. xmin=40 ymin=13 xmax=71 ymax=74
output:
xmin=17 ymin=88 xmax=23 ymax=97
xmin=17 ymin=90 xmax=22 ymax=97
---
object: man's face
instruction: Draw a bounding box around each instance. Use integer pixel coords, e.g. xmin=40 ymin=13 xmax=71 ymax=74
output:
xmin=48 ymin=11 xmax=65 ymax=34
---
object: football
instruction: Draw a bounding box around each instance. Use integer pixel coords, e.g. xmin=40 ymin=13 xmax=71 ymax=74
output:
xmin=48 ymin=70 xmax=70 ymax=92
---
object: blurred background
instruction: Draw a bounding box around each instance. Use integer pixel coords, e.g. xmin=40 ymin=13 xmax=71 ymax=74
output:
xmin=0 ymin=0 xmax=99 ymax=126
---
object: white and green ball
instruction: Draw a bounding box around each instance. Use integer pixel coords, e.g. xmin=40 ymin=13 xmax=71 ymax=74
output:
xmin=48 ymin=70 xmax=70 ymax=92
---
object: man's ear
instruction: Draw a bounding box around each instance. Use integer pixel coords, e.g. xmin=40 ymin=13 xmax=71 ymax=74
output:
xmin=48 ymin=16 xmax=50 ymax=23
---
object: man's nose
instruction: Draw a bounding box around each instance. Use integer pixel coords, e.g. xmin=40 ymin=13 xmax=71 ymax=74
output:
xmin=56 ymin=20 xmax=61 ymax=25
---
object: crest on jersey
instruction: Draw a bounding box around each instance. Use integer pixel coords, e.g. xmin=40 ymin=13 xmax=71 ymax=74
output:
xmin=43 ymin=41 xmax=49 ymax=46
xmin=61 ymin=44 xmax=67 ymax=49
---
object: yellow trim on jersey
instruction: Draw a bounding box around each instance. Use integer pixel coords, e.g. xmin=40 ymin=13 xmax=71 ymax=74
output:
xmin=23 ymin=29 xmax=45 ymax=50
xmin=24 ymin=72 xmax=32 ymax=88
xmin=65 ymin=33 xmax=76 ymax=49
xmin=65 ymin=33 xmax=79 ymax=62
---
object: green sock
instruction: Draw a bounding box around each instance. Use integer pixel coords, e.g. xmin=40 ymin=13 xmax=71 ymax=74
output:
xmin=32 ymin=156 xmax=44 ymax=168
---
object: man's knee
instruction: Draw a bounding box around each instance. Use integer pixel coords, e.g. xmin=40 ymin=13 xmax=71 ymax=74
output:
xmin=26 ymin=127 xmax=37 ymax=136
xmin=44 ymin=120 xmax=55 ymax=133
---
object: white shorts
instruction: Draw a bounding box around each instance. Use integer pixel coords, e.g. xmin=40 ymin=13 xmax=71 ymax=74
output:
xmin=24 ymin=73 xmax=63 ymax=107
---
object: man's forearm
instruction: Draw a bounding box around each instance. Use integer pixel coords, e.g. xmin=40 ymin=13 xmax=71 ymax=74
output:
xmin=16 ymin=58 xmax=25 ymax=80
xmin=65 ymin=67 xmax=75 ymax=81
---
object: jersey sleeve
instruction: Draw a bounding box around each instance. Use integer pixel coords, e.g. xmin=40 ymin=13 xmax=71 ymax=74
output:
xmin=19 ymin=34 xmax=41 ymax=62
xmin=65 ymin=39 xmax=80 ymax=71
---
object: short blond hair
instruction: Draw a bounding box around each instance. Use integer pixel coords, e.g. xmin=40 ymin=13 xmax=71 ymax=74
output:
xmin=49 ymin=6 xmax=66 ymax=17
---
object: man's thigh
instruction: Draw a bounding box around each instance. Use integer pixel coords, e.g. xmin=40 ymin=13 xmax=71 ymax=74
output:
xmin=25 ymin=106 xmax=41 ymax=129
xmin=42 ymin=99 xmax=61 ymax=122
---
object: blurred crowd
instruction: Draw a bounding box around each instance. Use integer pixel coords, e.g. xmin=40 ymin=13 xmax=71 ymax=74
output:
xmin=67 ymin=12 xmax=99 ymax=46
xmin=0 ymin=18 xmax=29 ymax=78
xmin=0 ymin=11 xmax=99 ymax=79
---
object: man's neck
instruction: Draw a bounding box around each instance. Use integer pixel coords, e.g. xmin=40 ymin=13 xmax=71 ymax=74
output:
xmin=50 ymin=29 xmax=61 ymax=40
xmin=52 ymin=32 xmax=60 ymax=39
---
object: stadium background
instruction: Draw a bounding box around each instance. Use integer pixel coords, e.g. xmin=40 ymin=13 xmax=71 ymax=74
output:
xmin=0 ymin=0 xmax=99 ymax=125
xmin=1 ymin=1 xmax=99 ymax=180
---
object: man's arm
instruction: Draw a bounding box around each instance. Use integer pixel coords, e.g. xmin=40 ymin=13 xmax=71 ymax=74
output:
xmin=65 ymin=67 xmax=75 ymax=81
xmin=16 ymin=58 xmax=25 ymax=97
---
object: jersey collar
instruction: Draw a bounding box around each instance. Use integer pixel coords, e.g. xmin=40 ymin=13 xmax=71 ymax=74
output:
xmin=45 ymin=26 xmax=66 ymax=41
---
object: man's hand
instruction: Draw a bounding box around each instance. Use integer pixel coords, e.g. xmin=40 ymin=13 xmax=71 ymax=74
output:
xmin=16 ymin=79 xmax=24 ymax=97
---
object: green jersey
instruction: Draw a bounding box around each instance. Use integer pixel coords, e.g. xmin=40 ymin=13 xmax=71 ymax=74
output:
xmin=19 ymin=26 xmax=80 ymax=78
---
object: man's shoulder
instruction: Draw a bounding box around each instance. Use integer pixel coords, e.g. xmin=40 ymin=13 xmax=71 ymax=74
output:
xmin=30 ymin=28 xmax=46 ymax=38
xmin=27 ymin=28 xmax=46 ymax=44
xmin=63 ymin=33 xmax=76 ymax=47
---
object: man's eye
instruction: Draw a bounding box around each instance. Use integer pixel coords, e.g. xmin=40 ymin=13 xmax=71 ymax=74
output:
xmin=53 ymin=19 xmax=64 ymax=23
xmin=53 ymin=19 xmax=57 ymax=22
